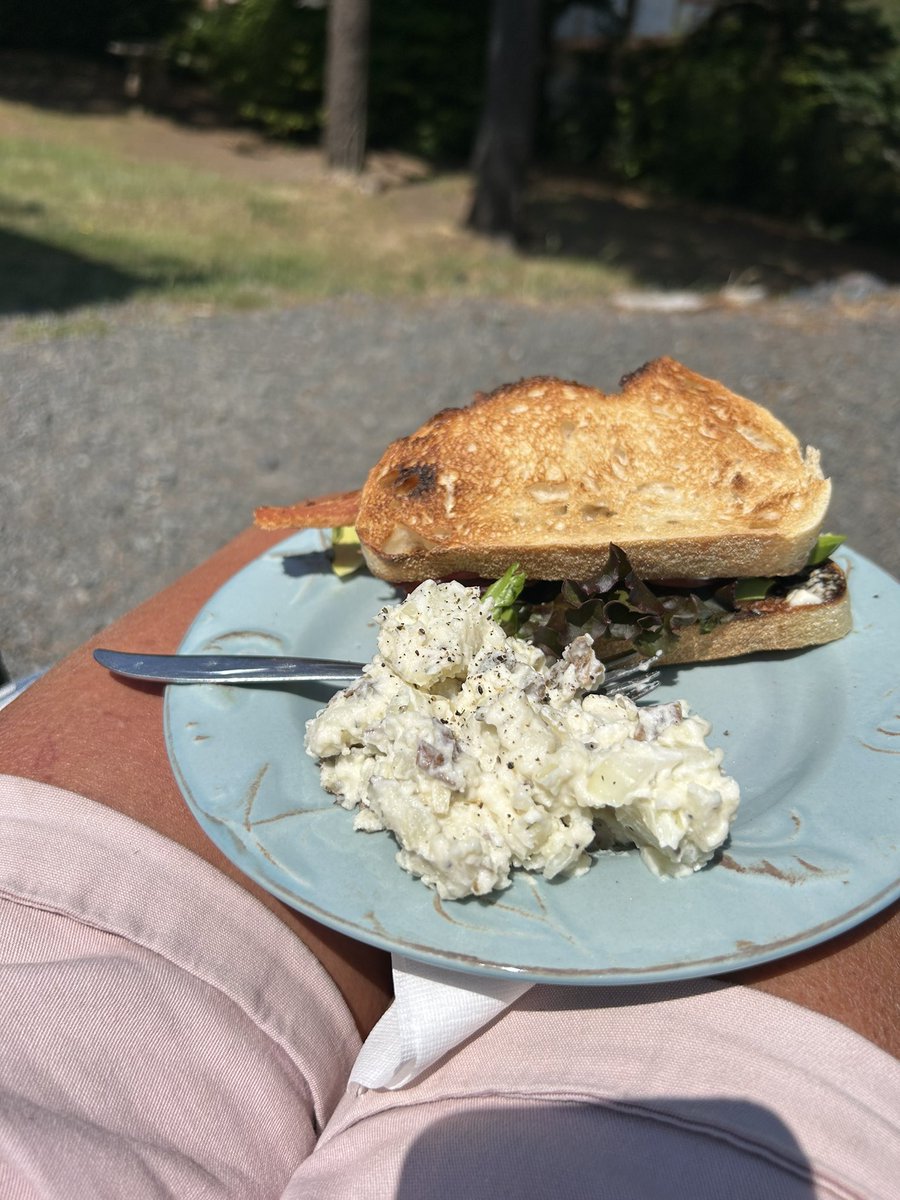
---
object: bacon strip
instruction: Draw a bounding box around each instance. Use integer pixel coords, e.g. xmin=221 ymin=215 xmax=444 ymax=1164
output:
xmin=253 ymin=487 xmax=362 ymax=531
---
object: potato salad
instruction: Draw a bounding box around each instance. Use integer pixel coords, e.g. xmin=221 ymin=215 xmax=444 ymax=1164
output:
xmin=305 ymin=580 xmax=739 ymax=900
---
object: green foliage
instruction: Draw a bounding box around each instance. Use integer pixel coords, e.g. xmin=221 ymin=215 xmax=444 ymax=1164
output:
xmin=604 ymin=0 xmax=900 ymax=241
xmin=172 ymin=0 xmax=487 ymax=157
xmin=173 ymin=0 xmax=326 ymax=137
xmin=5 ymin=0 xmax=899 ymax=242
xmin=367 ymin=4 xmax=488 ymax=160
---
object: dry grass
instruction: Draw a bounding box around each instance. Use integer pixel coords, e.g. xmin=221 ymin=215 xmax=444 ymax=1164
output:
xmin=0 ymin=100 xmax=630 ymax=326
xmin=3 ymin=95 xmax=894 ymax=339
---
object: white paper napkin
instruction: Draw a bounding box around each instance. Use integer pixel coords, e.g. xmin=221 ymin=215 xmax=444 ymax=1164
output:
xmin=349 ymin=954 xmax=533 ymax=1091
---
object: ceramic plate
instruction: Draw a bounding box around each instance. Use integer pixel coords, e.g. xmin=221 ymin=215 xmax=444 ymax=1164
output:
xmin=164 ymin=532 xmax=900 ymax=984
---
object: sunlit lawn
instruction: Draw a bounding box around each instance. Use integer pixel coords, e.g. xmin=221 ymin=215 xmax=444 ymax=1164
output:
xmin=0 ymin=99 xmax=630 ymax=327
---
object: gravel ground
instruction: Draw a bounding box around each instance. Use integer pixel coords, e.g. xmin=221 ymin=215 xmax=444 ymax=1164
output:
xmin=2 ymin=290 xmax=898 ymax=680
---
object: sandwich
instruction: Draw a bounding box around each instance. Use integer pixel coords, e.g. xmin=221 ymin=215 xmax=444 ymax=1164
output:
xmin=255 ymin=357 xmax=852 ymax=665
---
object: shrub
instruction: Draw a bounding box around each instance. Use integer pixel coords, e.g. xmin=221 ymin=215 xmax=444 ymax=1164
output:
xmin=173 ymin=0 xmax=487 ymax=158
xmin=173 ymin=0 xmax=325 ymax=138
xmin=607 ymin=0 xmax=900 ymax=240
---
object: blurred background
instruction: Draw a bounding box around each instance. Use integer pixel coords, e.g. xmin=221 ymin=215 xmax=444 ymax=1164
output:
xmin=1 ymin=0 xmax=899 ymax=680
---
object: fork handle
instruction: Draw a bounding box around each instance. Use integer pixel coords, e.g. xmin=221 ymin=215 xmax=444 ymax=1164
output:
xmin=93 ymin=649 xmax=363 ymax=685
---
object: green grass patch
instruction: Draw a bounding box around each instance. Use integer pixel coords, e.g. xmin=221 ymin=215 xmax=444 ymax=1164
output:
xmin=0 ymin=101 xmax=630 ymax=329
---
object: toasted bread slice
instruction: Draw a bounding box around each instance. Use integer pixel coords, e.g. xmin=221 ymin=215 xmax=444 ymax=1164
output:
xmin=356 ymin=359 xmax=831 ymax=583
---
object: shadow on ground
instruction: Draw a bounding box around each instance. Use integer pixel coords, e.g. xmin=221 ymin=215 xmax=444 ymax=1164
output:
xmin=0 ymin=227 xmax=208 ymax=315
xmin=0 ymin=50 xmax=224 ymax=126
xmin=0 ymin=228 xmax=141 ymax=313
xmin=522 ymin=174 xmax=900 ymax=295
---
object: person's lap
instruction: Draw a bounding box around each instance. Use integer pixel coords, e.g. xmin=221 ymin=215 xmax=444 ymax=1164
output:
xmin=1 ymin=775 xmax=896 ymax=1200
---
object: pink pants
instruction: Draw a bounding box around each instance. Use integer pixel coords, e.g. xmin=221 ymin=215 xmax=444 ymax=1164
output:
xmin=0 ymin=775 xmax=896 ymax=1199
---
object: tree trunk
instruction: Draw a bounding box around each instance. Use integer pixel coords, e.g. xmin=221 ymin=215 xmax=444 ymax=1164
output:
xmin=466 ymin=0 xmax=543 ymax=240
xmin=324 ymin=0 xmax=371 ymax=173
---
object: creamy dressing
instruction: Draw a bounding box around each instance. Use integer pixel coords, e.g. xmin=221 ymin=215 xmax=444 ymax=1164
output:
xmin=784 ymin=563 xmax=840 ymax=607
xmin=785 ymin=586 xmax=824 ymax=607
xmin=305 ymin=580 xmax=739 ymax=899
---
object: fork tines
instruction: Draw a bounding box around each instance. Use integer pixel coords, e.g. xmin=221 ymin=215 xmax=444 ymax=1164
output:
xmin=598 ymin=650 xmax=662 ymax=702
xmin=614 ymin=673 xmax=661 ymax=701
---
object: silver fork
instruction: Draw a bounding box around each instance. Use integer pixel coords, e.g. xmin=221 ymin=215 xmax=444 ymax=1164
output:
xmin=93 ymin=648 xmax=661 ymax=701
xmin=596 ymin=651 xmax=662 ymax=701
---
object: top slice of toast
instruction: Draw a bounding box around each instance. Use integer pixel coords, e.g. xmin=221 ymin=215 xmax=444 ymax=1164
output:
xmin=356 ymin=358 xmax=831 ymax=582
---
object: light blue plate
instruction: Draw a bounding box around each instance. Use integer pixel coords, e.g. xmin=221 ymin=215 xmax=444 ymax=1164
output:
xmin=164 ymin=532 xmax=900 ymax=984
